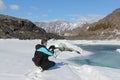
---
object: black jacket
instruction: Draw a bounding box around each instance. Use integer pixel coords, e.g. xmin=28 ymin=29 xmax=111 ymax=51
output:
xmin=32 ymin=44 xmax=53 ymax=66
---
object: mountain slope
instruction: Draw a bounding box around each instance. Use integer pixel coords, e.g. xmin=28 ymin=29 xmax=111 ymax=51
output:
xmin=88 ymin=8 xmax=120 ymax=31
xmin=0 ymin=14 xmax=63 ymax=39
xmin=65 ymin=8 xmax=120 ymax=40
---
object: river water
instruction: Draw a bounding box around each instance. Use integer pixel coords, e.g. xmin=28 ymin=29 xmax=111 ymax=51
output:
xmin=69 ymin=44 xmax=120 ymax=69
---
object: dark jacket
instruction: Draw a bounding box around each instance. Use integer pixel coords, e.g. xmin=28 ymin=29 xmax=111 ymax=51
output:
xmin=32 ymin=44 xmax=54 ymax=67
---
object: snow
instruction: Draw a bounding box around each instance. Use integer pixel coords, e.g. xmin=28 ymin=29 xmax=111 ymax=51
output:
xmin=116 ymin=49 xmax=120 ymax=53
xmin=0 ymin=39 xmax=120 ymax=80
xmin=68 ymin=40 xmax=120 ymax=45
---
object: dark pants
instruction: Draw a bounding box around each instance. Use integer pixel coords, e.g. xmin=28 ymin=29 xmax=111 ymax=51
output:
xmin=40 ymin=61 xmax=55 ymax=70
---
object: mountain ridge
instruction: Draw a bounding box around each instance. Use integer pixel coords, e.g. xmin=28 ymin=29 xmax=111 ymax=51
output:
xmin=35 ymin=20 xmax=86 ymax=35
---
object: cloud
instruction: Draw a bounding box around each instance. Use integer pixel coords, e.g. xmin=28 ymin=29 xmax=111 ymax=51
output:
xmin=0 ymin=0 xmax=6 ymax=10
xmin=10 ymin=5 xmax=19 ymax=10
xmin=80 ymin=15 xmax=105 ymax=23
xmin=69 ymin=14 xmax=105 ymax=23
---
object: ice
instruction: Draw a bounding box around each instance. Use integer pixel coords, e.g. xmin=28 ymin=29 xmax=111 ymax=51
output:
xmin=0 ymin=39 xmax=120 ymax=80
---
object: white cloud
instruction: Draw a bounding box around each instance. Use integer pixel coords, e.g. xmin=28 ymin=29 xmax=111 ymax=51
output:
xmin=10 ymin=5 xmax=19 ymax=10
xmin=85 ymin=15 xmax=105 ymax=23
xmin=0 ymin=0 xmax=6 ymax=10
xmin=78 ymin=15 xmax=105 ymax=23
xmin=69 ymin=14 xmax=105 ymax=23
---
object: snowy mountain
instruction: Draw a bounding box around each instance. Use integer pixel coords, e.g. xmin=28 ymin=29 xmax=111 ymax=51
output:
xmin=35 ymin=20 xmax=86 ymax=35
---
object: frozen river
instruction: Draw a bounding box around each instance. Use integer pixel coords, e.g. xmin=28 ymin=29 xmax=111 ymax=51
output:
xmin=70 ymin=44 xmax=120 ymax=69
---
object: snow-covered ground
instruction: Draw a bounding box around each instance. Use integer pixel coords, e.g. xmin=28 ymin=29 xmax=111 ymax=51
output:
xmin=0 ymin=39 xmax=120 ymax=80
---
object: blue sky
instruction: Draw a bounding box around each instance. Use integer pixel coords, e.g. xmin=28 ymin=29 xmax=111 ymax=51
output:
xmin=0 ymin=0 xmax=120 ymax=23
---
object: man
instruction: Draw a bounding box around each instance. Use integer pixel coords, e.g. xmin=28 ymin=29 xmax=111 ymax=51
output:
xmin=32 ymin=38 xmax=56 ymax=71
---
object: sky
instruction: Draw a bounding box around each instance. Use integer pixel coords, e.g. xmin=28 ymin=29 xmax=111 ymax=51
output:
xmin=0 ymin=0 xmax=120 ymax=23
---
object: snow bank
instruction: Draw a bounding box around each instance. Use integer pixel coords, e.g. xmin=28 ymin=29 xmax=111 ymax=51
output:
xmin=48 ymin=39 xmax=83 ymax=52
xmin=48 ymin=39 xmax=95 ymax=57
xmin=47 ymin=39 xmax=83 ymax=58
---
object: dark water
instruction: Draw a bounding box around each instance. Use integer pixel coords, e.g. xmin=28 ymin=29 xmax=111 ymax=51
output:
xmin=69 ymin=44 xmax=120 ymax=69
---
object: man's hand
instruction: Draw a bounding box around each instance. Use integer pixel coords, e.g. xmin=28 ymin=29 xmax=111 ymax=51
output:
xmin=49 ymin=45 xmax=56 ymax=53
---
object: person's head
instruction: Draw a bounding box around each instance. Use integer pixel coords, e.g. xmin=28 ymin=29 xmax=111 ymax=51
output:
xmin=41 ymin=38 xmax=47 ymax=46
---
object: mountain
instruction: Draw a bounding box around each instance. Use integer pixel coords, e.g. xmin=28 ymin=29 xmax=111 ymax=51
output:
xmin=65 ymin=8 xmax=120 ymax=40
xmin=0 ymin=14 xmax=63 ymax=39
xmin=88 ymin=8 xmax=120 ymax=31
xmin=35 ymin=20 xmax=85 ymax=35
